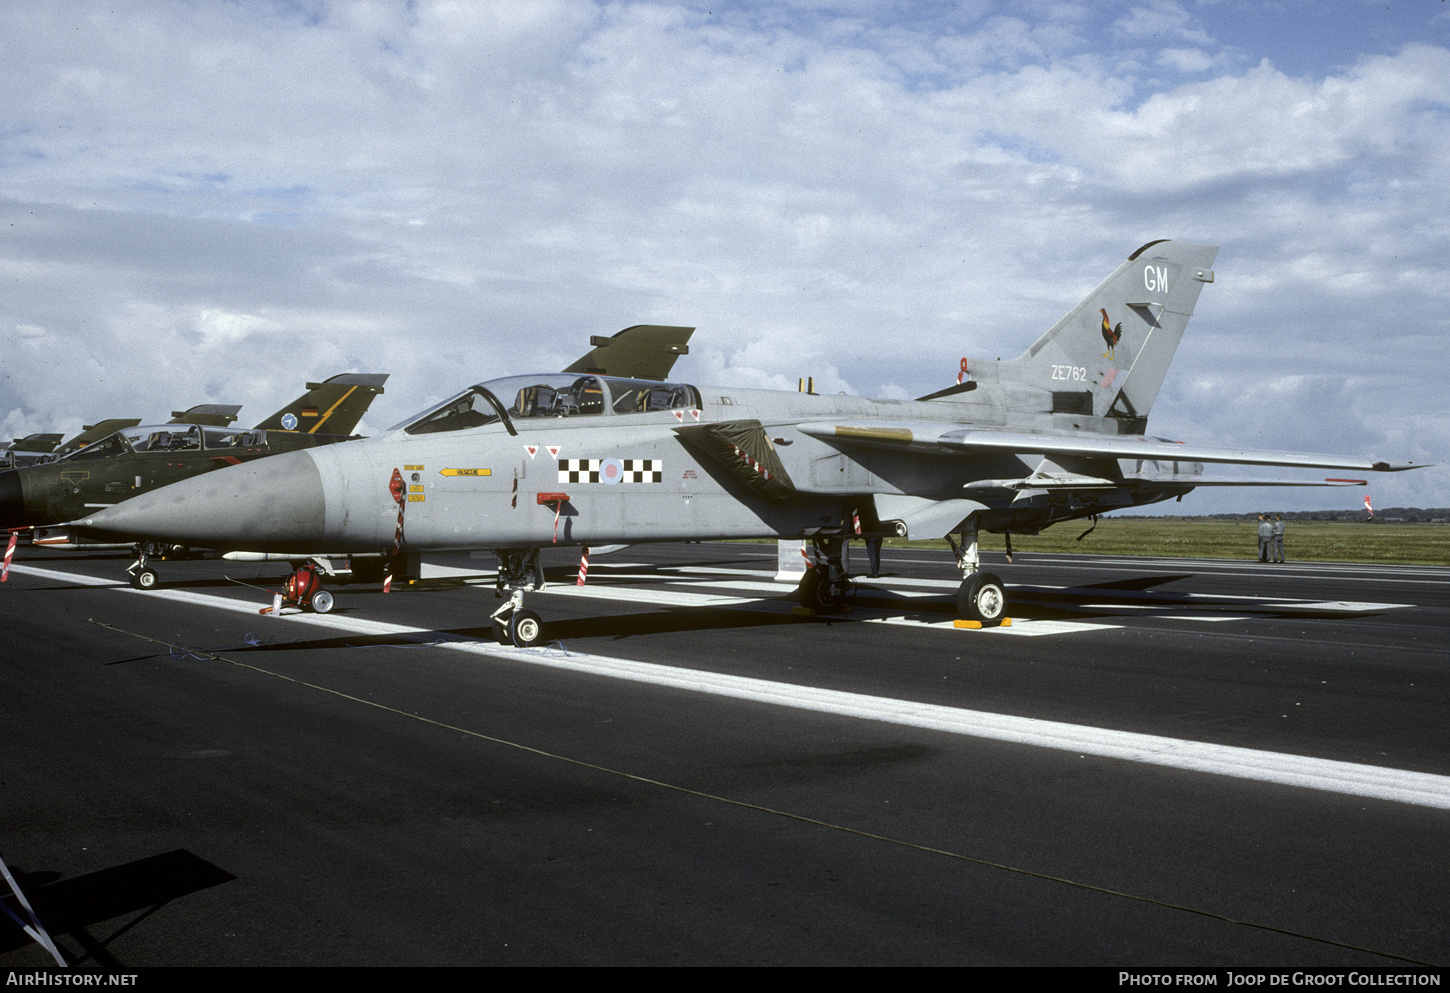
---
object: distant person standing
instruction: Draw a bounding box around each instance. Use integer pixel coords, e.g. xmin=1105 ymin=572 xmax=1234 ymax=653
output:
xmin=1272 ymin=514 xmax=1286 ymax=563
xmin=1257 ymin=513 xmax=1274 ymax=562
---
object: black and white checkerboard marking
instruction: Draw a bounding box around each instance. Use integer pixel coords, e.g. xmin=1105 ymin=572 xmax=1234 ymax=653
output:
xmin=558 ymin=458 xmax=664 ymax=484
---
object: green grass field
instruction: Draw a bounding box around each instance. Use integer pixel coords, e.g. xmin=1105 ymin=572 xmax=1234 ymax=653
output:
xmin=877 ymin=517 xmax=1450 ymax=566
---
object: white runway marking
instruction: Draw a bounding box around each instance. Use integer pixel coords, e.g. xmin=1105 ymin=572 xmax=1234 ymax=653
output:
xmin=13 ymin=561 xmax=1450 ymax=811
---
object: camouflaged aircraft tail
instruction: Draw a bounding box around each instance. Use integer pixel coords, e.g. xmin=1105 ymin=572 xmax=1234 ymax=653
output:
xmin=169 ymin=404 xmax=242 ymax=427
xmin=7 ymin=433 xmax=64 ymax=453
xmin=1008 ymin=240 xmax=1218 ymax=432
xmin=564 ymin=325 xmax=694 ymax=381
xmin=255 ymin=373 xmax=389 ymax=436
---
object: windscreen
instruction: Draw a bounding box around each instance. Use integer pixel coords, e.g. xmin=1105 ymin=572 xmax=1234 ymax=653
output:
xmin=400 ymin=387 xmax=509 ymax=435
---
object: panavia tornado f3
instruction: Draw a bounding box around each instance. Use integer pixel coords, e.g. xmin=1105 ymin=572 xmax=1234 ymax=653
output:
xmin=72 ymin=241 xmax=1424 ymax=640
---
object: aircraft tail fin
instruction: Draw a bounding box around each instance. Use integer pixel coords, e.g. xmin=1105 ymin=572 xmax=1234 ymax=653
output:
xmin=169 ymin=405 xmax=242 ymax=427
xmin=9 ymin=433 xmax=64 ymax=453
xmin=565 ymin=325 xmax=694 ymax=380
xmin=255 ymin=373 xmax=389 ymax=435
xmin=1007 ymin=240 xmax=1218 ymax=431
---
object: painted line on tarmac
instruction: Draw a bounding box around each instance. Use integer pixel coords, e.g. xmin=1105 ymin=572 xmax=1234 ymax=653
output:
xmin=15 ymin=562 xmax=1450 ymax=810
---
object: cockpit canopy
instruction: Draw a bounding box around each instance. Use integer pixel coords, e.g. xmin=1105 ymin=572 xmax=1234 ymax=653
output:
xmin=399 ymin=375 xmax=700 ymax=436
xmin=57 ymin=424 xmax=267 ymax=461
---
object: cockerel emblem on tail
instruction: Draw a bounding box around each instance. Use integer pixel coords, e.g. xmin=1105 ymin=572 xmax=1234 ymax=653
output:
xmin=1100 ymin=308 xmax=1122 ymax=359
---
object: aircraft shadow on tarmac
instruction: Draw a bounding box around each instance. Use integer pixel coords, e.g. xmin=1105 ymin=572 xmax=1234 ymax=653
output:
xmin=175 ymin=571 xmax=1401 ymax=657
xmin=1005 ymin=576 xmax=1402 ymax=620
xmin=215 ymin=606 xmax=806 ymax=656
xmin=22 ymin=557 xmax=1400 ymax=636
xmin=0 ymin=849 xmax=235 ymax=967
xmin=566 ymin=567 xmax=1405 ymax=624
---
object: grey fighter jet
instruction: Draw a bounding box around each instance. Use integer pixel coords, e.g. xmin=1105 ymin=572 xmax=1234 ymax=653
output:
xmin=74 ymin=240 xmax=1424 ymax=641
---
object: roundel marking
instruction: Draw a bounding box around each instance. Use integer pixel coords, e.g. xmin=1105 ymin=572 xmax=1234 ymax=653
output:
xmin=281 ymin=413 xmax=299 ymax=431
xmin=600 ymin=457 xmax=623 ymax=484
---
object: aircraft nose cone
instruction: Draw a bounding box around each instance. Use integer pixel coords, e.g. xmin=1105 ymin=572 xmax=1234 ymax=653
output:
xmin=0 ymin=470 xmax=24 ymax=531
xmin=77 ymin=451 xmax=328 ymax=551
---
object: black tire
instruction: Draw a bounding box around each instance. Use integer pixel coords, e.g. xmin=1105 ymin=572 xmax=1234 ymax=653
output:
xmin=956 ymin=572 xmax=1006 ymax=623
xmin=310 ymin=590 xmax=335 ymax=614
xmin=509 ymin=610 xmax=544 ymax=647
xmin=797 ymin=566 xmax=845 ymax=613
xmin=131 ymin=568 xmax=159 ymax=590
xmin=491 ymin=619 xmax=510 ymax=644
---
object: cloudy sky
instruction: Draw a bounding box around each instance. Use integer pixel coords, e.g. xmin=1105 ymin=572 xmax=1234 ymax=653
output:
xmin=2 ymin=0 xmax=1447 ymax=513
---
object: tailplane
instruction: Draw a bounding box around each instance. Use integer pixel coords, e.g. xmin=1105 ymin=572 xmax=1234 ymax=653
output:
xmin=1005 ymin=239 xmax=1218 ymax=431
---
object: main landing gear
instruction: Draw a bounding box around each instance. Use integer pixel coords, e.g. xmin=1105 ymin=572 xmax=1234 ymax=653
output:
xmin=796 ymin=535 xmax=853 ymax=614
xmin=947 ymin=520 xmax=1008 ymax=624
xmin=796 ymin=520 xmax=1009 ymax=624
xmin=794 ymin=524 xmax=899 ymax=614
xmin=489 ymin=548 xmax=548 ymax=647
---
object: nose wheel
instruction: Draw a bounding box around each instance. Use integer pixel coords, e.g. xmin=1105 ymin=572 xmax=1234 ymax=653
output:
xmin=127 ymin=543 xmax=162 ymax=589
xmin=508 ymin=609 xmax=543 ymax=647
xmin=491 ymin=595 xmax=547 ymax=647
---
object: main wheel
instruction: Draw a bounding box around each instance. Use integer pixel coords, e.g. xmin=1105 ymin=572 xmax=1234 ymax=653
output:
xmin=310 ymin=589 xmax=335 ymax=614
xmin=797 ymin=566 xmax=845 ymax=613
xmin=956 ymin=572 xmax=1006 ymax=623
xmin=131 ymin=567 xmax=159 ymax=590
xmin=509 ymin=610 xmax=544 ymax=647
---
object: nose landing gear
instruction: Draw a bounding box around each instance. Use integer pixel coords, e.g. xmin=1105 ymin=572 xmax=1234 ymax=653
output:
xmin=126 ymin=542 xmax=166 ymax=589
xmin=489 ymin=549 xmax=548 ymax=647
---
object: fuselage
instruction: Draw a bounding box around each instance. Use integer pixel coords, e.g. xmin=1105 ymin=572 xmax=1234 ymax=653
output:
xmin=72 ymin=372 xmax=1181 ymax=553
